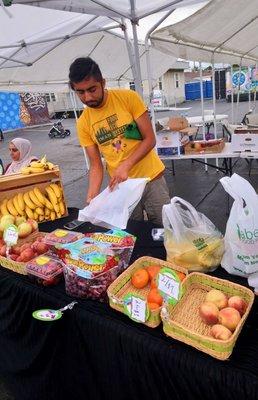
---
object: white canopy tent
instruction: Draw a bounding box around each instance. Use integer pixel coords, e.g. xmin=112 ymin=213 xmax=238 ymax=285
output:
xmin=0 ymin=5 xmax=181 ymax=93
xmin=5 ymin=0 xmax=205 ymax=94
xmin=151 ymin=0 xmax=258 ymax=65
xmin=151 ymin=0 xmax=258 ymax=126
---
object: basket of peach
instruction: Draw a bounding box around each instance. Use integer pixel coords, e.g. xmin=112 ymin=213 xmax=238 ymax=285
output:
xmin=161 ymin=272 xmax=254 ymax=360
xmin=107 ymin=256 xmax=187 ymax=328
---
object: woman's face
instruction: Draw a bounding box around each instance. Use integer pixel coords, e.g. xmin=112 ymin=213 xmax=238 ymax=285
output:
xmin=9 ymin=143 xmax=20 ymax=162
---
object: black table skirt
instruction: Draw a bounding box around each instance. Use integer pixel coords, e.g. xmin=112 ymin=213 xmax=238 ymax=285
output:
xmin=0 ymin=209 xmax=257 ymax=400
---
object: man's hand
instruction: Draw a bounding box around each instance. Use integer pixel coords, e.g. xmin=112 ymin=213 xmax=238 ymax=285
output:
xmin=109 ymin=161 xmax=130 ymax=191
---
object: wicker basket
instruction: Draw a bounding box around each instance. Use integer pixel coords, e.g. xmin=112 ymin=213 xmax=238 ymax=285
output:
xmin=0 ymin=231 xmax=46 ymax=275
xmin=161 ymin=272 xmax=254 ymax=360
xmin=107 ymin=256 xmax=188 ymax=328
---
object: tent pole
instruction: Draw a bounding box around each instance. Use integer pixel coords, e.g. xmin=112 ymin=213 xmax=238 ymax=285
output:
xmin=144 ymin=9 xmax=175 ymax=133
xmin=121 ymin=19 xmax=138 ymax=88
xmin=199 ymin=62 xmax=207 ymax=171
xmin=211 ymin=56 xmax=219 ymax=168
xmin=130 ymin=0 xmax=143 ymax=96
xmin=248 ymin=66 xmax=251 ymax=111
xmin=236 ymin=60 xmax=242 ymax=123
xmin=231 ymin=65 xmax=234 ymax=123
xmin=253 ymin=62 xmax=258 ymax=111
xmin=69 ymin=89 xmax=89 ymax=170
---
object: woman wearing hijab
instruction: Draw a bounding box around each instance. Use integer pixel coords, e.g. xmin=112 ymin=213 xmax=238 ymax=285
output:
xmin=5 ymin=138 xmax=37 ymax=175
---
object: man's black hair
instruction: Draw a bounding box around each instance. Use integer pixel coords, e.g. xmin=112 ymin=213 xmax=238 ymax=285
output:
xmin=69 ymin=57 xmax=103 ymax=88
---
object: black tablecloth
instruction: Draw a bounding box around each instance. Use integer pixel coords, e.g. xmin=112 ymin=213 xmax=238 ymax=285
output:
xmin=0 ymin=209 xmax=258 ymax=400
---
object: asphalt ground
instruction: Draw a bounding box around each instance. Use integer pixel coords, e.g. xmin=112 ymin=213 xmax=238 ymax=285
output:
xmin=0 ymin=97 xmax=257 ymax=399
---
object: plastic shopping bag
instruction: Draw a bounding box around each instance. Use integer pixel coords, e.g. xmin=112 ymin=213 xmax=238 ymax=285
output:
xmin=220 ymin=173 xmax=258 ymax=277
xmin=162 ymin=197 xmax=224 ymax=272
xmin=78 ymin=178 xmax=149 ymax=230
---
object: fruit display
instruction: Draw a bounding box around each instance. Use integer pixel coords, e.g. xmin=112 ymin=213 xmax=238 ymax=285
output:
xmin=199 ymin=288 xmax=248 ymax=338
xmin=26 ymin=254 xmax=63 ymax=286
xmin=0 ymin=214 xmax=38 ymax=239
xmin=0 ymin=182 xmax=66 ymax=223
xmin=20 ymin=155 xmax=56 ymax=175
xmin=184 ymin=138 xmax=225 ymax=154
xmin=0 ymin=233 xmax=49 ymax=263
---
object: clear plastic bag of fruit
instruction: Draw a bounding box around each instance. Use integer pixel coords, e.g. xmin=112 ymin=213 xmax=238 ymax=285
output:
xmin=162 ymin=197 xmax=224 ymax=272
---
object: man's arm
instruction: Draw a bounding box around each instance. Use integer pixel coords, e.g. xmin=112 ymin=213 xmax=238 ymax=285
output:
xmin=85 ymin=144 xmax=104 ymax=204
xmin=109 ymin=111 xmax=156 ymax=190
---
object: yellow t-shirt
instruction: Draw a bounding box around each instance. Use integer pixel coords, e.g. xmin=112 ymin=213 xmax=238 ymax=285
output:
xmin=77 ymin=89 xmax=165 ymax=180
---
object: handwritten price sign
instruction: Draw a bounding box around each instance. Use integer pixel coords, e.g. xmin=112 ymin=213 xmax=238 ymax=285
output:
xmin=131 ymin=296 xmax=147 ymax=322
xmin=123 ymin=294 xmax=149 ymax=323
xmin=157 ymin=268 xmax=181 ymax=303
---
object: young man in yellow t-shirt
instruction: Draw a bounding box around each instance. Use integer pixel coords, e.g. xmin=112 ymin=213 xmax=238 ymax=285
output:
xmin=69 ymin=57 xmax=170 ymax=226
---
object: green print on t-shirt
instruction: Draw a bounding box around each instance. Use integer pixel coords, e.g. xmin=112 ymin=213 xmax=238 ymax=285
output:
xmin=93 ymin=114 xmax=128 ymax=145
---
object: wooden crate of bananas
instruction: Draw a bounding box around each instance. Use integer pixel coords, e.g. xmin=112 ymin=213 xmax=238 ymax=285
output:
xmin=0 ymin=156 xmax=68 ymax=223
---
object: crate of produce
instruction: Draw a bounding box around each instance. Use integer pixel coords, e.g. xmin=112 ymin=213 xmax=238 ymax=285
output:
xmin=107 ymin=256 xmax=187 ymax=328
xmin=184 ymin=138 xmax=225 ymax=154
xmin=161 ymin=272 xmax=254 ymax=360
xmin=0 ymin=167 xmax=68 ymax=224
xmin=0 ymin=231 xmax=48 ymax=275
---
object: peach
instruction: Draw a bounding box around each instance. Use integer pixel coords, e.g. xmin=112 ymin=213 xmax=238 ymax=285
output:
xmin=218 ymin=307 xmax=241 ymax=332
xmin=18 ymin=222 xmax=32 ymax=238
xmin=12 ymin=245 xmax=21 ymax=256
xmin=27 ymin=219 xmax=38 ymax=232
xmin=20 ymin=248 xmax=35 ymax=262
xmin=205 ymin=289 xmax=228 ymax=310
xmin=34 ymin=242 xmax=49 ymax=255
xmin=211 ymin=324 xmax=232 ymax=340
xmin=0 ymin=245 xmax=7 ymax=257
xmin=228 ymin=296 xmax=247 ymax=316
xmin=15 ymin=216 xmax=26 ymax=226
xmin=199 ymin=301 xmax=219 ymax=325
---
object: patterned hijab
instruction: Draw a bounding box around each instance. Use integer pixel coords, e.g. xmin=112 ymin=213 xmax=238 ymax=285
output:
xmin=5 ymin=138 xmax=36 ymax=175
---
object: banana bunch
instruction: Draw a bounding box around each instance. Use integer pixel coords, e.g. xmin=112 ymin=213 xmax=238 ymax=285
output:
xmin=0 ymin=183 xmax=66 ymax=222
xmin=21 ymin=155 xmax=56 ymax=175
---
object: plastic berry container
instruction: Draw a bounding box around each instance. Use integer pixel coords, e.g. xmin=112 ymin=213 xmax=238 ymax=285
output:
xmin=26 ymin=254 xmax=64 ymax=286
xmin=43 ymin=229 xmax=84 ymax=246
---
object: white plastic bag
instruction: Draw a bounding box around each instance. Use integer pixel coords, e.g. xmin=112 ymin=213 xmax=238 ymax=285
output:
xmin=220 ymin=173 xmax=258 ymax=277
xmin=162 ymin=197 xmax=224 ymax=272
xmin=78 ymin=178 xmax=149 ymax=230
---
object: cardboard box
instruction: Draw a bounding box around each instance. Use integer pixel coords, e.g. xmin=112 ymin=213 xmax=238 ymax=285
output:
xmin=0 ymin=168 xmax=68 ymax=223
xmin=156 ymin=131 xmax=185 ymax=156
xmin=231 ymin=131 xmax=258 ymax=152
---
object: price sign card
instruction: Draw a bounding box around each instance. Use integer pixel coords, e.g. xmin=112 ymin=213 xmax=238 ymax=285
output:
xmin=157 ymin=268 xmax=182 ymax=305
xmin=123 ymin=294 xmax=149 ymax=323
xmin=3 ymin=224 xmax=18 ymax=246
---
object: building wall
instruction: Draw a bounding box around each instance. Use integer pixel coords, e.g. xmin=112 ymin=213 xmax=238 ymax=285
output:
xmin=162 ymin=69 xmax=185 ymax=105
xmin=46 ymin=69 xmax=187 ymax=116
